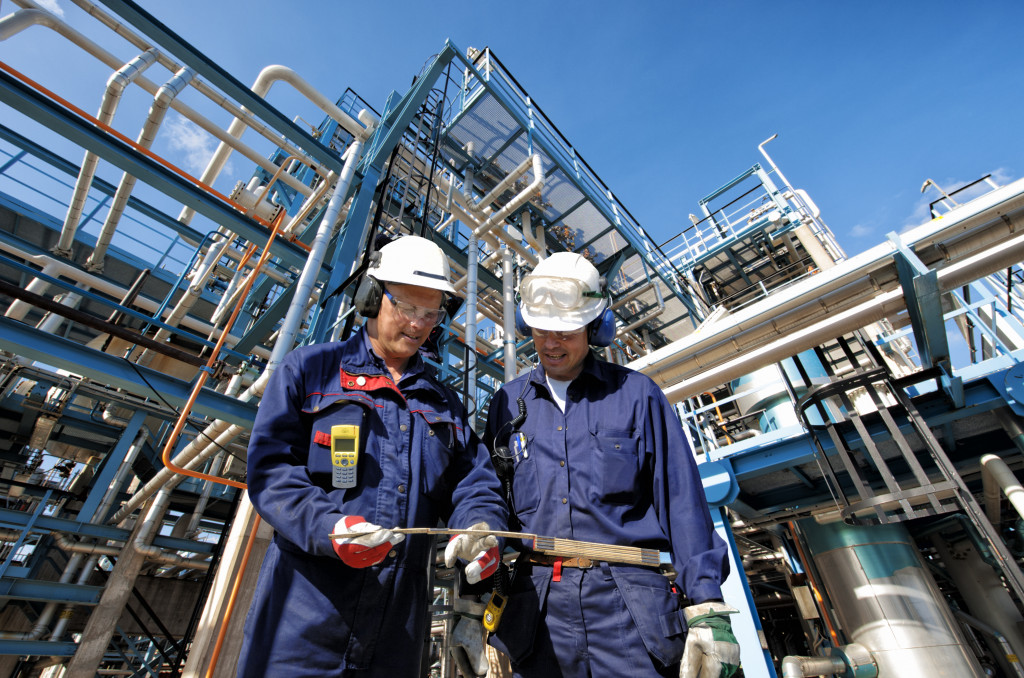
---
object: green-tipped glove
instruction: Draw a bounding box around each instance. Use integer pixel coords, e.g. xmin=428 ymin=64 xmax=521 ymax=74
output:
xmin=680 ymin=601 xmax=740 ymax=678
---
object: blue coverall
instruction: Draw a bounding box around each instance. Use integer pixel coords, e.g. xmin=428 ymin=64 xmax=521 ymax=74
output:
xmin=237 ymin=328 xmax=507 ymax=677
xmin=484 ymin=354 xmax=729 ymax=678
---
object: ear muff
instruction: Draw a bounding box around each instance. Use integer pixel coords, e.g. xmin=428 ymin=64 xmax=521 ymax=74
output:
xmin=514 ymin=304 xmax=531 ymax=336
xmin=354 ymin=251 xmax=384 ymax=317
xmin=587 ymin=307 xmax=616 ymax=347
xmin=354 ymin=276 xmax=383 ymax=317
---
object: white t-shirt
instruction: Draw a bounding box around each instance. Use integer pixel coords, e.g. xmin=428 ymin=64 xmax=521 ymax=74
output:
xmin=545 ymin=374 xmax=572 ymax=412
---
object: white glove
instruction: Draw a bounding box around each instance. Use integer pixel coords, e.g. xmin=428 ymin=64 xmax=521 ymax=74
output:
xmin=444 ymin=521 xmax=499 ymax=584
xmin=680 ymin=602 xmax=740 ymax=678
xmin=451 ymin=615 xmax=489 ymax=676
xmin=331 ymin=515 xmax=405 ymax=568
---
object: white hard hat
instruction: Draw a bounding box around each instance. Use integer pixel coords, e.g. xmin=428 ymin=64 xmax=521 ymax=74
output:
xmin=519 ymin=252 xmax=606 ymax=331
xmin=368 ymin=235 xmax=456 ymax=295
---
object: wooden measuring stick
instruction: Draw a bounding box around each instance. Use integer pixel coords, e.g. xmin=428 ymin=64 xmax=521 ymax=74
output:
xmin=328 ymin=527 xmax=662 ymax=567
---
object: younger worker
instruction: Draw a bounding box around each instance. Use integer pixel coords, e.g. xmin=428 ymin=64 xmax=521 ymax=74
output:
xmin=237 ymin=235 xmax=506 ymax=677
xmin=485 ymin=252 xmax=740 ymax=678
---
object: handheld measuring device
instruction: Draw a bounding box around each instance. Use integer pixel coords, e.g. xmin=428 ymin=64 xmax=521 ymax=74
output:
xmin=483 ymin=592 xmax=507 ymax=632
xmin=331 ymin=425 xmax=359 ymax=489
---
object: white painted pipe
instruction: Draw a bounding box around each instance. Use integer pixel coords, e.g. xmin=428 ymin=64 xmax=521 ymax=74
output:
xmin=6 ymin=1 xmax=314 ymax=206
xmin=4 ymin=261 xmax=61 ymax=320
xmin=56 ymin=48 xmax=159 ymax=257
xmin=85 ymin=66 xmax=195 ymax=273
xmin=0 ymin=239 xmax=271 ymax=359
xmin=981 ymin=453 xmax=1024 ymax=524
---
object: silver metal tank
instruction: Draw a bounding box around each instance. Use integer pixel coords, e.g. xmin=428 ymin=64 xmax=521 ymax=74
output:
xmin=799 ymin=518 xmax=985 ymax=677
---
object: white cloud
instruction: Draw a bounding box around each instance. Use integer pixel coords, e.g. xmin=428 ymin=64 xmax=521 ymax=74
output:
xmin=164 ymin=114 xmax=225 ymax=176
xmin=849 ymin=223 xmax=873 ymax=238
xmin=35 ymin=0 xmax=65 ymax=17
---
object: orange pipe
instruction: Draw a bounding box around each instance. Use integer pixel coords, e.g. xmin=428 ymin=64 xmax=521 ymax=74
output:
xmin=787 ymin=520 xmax=840 ymax=647
xmin=159 ymin=209 xmax=285 ymax=488
xmin=701 ymin=390 xmax=733 ymax=444
xmin=204 ymin=514 xmax=261 ymax=678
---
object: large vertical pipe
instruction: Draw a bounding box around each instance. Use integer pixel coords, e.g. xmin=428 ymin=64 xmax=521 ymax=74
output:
xmin=799 ymin=518 xmax=986 ymax=677
xmin=502 ymin=246 xmax=516 ymax=383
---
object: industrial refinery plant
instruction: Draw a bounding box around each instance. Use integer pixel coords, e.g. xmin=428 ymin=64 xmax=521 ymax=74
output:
xmin=0 ymin=1 xmax=1023 ymax=677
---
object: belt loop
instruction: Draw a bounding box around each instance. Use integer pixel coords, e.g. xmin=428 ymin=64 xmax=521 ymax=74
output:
xmin=599 ymin=561 xmax=612 ymax=577
xmin=552 ymin=557 xmax=563 ymax=582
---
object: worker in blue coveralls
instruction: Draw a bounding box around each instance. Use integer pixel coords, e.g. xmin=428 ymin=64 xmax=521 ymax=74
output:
xmin=237 ymin=235 xmax=507 ymax=677
xmin=485 ymin=252 xmax=741 ymax=678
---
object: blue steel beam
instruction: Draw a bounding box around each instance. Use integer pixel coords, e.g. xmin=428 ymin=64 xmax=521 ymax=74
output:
xmin=0 ymin=577 xmax=103 ymax=605
xmin=0 ymin=68 xmax=316 ymax=275
xmin=0 ymin=507 xmax=216 ymax=554
xmin=0 ymin=639 xmax=78 ymax=657
xmin=0 ymin=123 xmax=206 ymax=246
xmin=0 ymin=317 xmax=257 ymax=428
xmin=94 ymin=0 xmax=344 ymax=175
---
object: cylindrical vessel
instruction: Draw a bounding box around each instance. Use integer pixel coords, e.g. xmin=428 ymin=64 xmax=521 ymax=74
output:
xmin=799 ymin=519 xmax=985 ymax=677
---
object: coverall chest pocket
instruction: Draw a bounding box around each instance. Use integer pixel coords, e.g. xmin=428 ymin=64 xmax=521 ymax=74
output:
xmin=591 ymin=427 xmax=640 ymax=503
xmin=511 ymin=443 xmax=540 ymax=516
xmin=307 ymin=399 xmax=369 ymax=487
xmin=420 ymin=414 xmax=457 ymax=501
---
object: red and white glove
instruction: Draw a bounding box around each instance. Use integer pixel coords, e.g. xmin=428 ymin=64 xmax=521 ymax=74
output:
xmin=331 ymin=515 xmax=405 ymax=568
xmin=444 ymin=521 xmax=499 ymax=584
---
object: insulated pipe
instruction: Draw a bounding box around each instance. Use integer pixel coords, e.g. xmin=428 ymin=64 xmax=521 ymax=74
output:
xmin=0 ymin=551 xmax=85 ymax=641
xmin=177 ymin=63 xmax=373 ymax=225
xmin=0 ymin=239 xmax=271 ymax=359
xmin=502 ymin=247 xmax=516 ymax=382
xmin=184 ymin=452 xmax=225 ymax=538
xmin=65 ymin=0 xmax=314 ymax=163
xmin=616 ymin=282 xmax=664 ymax=337
xmin=981 ymin=453 xmax=1024 ymax=524
xmin=109 ymin=372 xmax=270 ymax=524
xmin=472 ymin=154 xmax=544 ymax=239
xmin=779 ymin=654 xmax=846 ymax=678
xmin=466 ymin=232 xmax=480 ymax=428
xmin=85 ymin=66 xmax=196 ymax=273
xmin=132 ymin=488 xmax=210 ymax=569
xmin=55 ymin=48 xmax=159 ymax=257
xmin=954 ymin=609 xmax=1024 ymax=678
xmin=268 ymin=135 xmax=365 ymax=369
xmin=632 ymin=181 xmax=1024 ymax=402
xmin=4 ymin=261 xmax=60 ymax=320
xmin=5 ymin=2 xmax=314 ymax=204
xmin=50 ymin=553 xmax=100 ymax=642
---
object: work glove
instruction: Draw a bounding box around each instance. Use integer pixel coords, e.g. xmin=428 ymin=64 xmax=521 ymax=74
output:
xmin=331 ymin=515 xmax=405 ymax=568
xmin=444 ymin=521 xmax=499 ymax=585
xmin=680 ymin=601 xmax=740 ymax=678
xmin=451 ymin=613 xmax=489 ymax=676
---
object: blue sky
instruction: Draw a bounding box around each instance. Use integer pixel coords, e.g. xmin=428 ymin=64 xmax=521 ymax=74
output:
xmin=6 ymin=0 xmax=1024 ymax=259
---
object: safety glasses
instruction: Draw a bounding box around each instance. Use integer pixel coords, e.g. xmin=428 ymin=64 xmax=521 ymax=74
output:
xmin=519 ymin=275 xmax=603 ymax=311
xmin=383 ymin=288 xmax=447 ymax=326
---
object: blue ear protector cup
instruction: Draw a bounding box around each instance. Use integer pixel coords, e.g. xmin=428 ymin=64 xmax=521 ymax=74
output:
xmin=514 ymin=304 xmax=530 ymax=336
xmin=587 ymin=307 xmax=616 ymax=347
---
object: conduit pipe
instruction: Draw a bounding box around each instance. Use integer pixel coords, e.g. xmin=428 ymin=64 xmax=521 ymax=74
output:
xmin=955 ymin=609 xmax=1024 ymax=678
xmin=0 ymin=551 xmax=85 ymax=641
xmin=85 ymin=66 xmax=195 ymax=273
xmin=65 ymin=0 xmax=315 ymax=165
xmin=779 ymin=654 xmax=847 ymax=678
xmin=4 ymin=261 xmax=61 ymax=320
xmin=981 ymin=452 xmax=1024 ymax=525
xmin=177 ymin=63 xmax=374 ymax=226
xmin=267 ymin=134 xmax=365 ymax=368
xmin=131 ymin=488 xmax=210 ymax=570
xmin=629 ymin=178 xmax=1024 ymax=400
xmin=156 ymin=212 xmax=287 ymax=491
xmin=0 ymin=239 xmax=271 ymax=359
xmin=138 ymin=155 xmax=313 ymax=367
xmin=55 ymin=48 xmax=159 ymax=258
xmin=4 ymin=3 xmax=314 ymax=202
xmin=616 ymin=281 xmax=664 ymax=338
